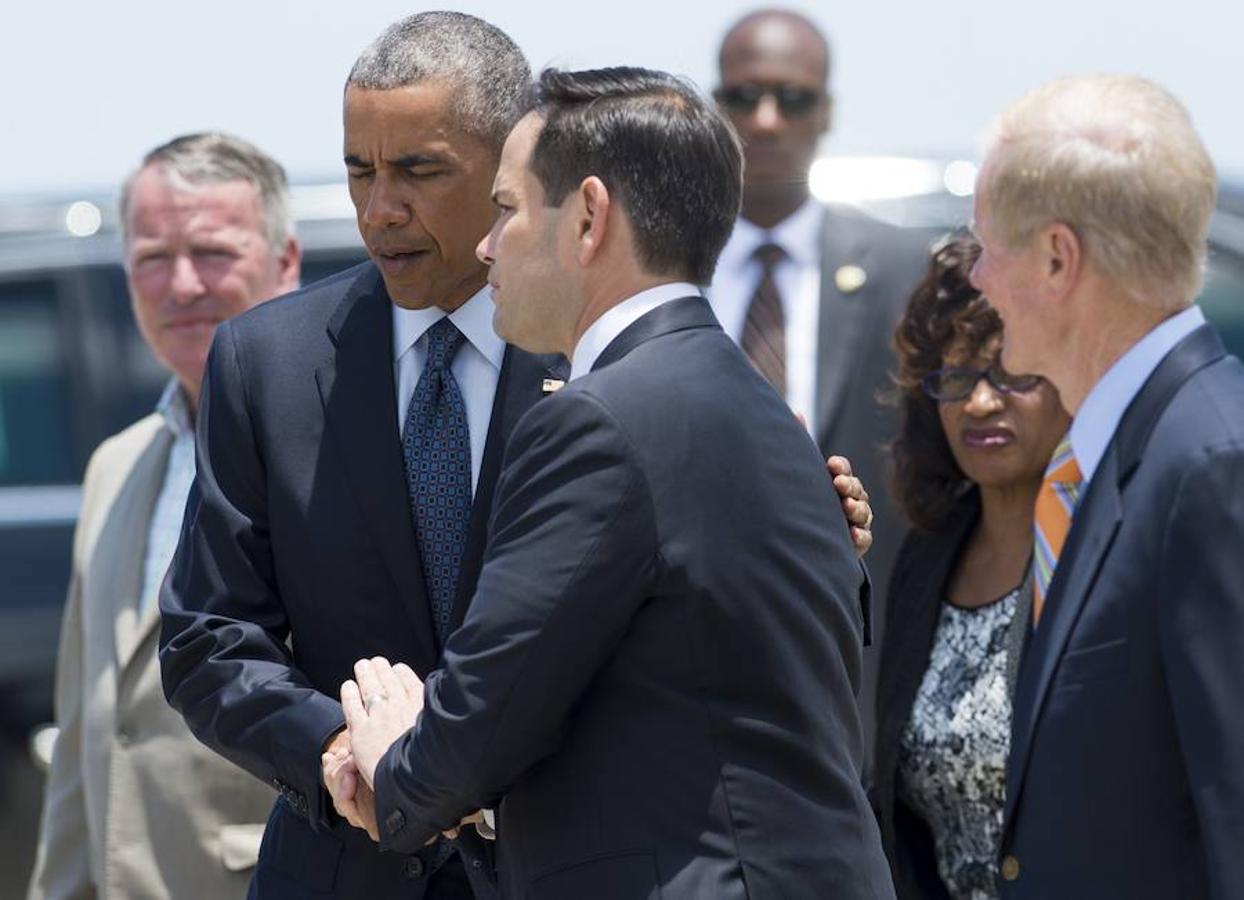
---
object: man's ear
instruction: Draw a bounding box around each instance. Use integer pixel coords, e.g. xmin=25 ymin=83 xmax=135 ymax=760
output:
xmin=818 ymin=91 xmax=834 ymax=137
xmin=575 ymin=176 xmax=611 ymax=267
xmin=277 ymin=237 xmax=303 ymax=293
xmin=1043 ymin=222 xmax=1081 ymax=296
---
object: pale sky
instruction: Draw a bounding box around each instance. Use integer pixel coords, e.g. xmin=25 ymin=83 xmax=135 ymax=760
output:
xmin=2 ymin=0 xmax=1239 ymax=198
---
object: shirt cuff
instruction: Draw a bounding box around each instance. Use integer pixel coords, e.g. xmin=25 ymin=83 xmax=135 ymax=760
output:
xmin=476 ymin=809 xmax=496 ymax=840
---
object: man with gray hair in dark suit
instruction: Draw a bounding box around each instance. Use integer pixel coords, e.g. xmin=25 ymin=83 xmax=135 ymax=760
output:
xmin=160 ymin=13 xmax=544 ymax=899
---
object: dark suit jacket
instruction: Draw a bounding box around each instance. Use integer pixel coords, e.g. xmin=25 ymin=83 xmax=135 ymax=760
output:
xmin=371 ymin=296 xmax=894 ymax=900
xmin=871 ymin=493 xmax=978 ymax=900
xmin=159 ymin=262 xmax=562 ymax=898
xmin=809 ymin=205 xmax=931 ymax=752
xmin=1002 ymin=323 xmax=1244 ymax=899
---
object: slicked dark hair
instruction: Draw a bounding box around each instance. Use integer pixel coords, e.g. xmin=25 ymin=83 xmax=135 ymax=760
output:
xmin=889 ymin=232 xmax=1002 ymax=531
xmin=529 ymin=67 xmax=743 ymax=285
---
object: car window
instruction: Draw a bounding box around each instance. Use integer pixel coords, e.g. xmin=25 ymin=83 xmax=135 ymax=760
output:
xmin=0 ymin=278 xmax=75 ymax=486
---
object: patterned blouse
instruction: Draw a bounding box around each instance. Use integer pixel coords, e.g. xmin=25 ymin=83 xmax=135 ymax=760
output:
xmin=897 ymin=588 xmax=1019 ymax=900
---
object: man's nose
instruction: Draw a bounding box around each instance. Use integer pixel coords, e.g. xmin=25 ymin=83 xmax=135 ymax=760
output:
xmin=363 ymin=173 xmax=411 ymax=229
xmin=749 ymin=93 xmax=783 ymax=133
xmin=170 ymin=254 xmax=206 ymax=305
xmin=475 ymin=230 xmax=494 ymax=266
xmin=968 ymin=258 xmax=985 ymax=294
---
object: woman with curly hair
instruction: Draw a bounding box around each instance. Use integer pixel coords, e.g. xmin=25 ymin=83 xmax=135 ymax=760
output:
xmin=870 ymin=233 xmax=1069 ymax=900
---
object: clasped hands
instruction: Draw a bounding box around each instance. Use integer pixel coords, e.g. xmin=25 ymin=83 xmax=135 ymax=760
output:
xmin=322 ymin=657 xmax=483 ymax=842
xmin=321 ymin=457 xmax=872 ymax=841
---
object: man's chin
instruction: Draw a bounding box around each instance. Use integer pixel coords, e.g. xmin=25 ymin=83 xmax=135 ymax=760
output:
xmin=494 ymin=313 xmax=559 ymax=356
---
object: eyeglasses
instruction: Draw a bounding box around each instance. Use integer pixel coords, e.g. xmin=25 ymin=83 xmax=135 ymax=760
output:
xmin=921 ymin=364 xmax=1044 ymax=402
xmin=714 ymin=84 xmax=822 ymax=117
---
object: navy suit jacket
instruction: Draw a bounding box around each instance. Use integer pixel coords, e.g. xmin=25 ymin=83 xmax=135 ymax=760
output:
xmin=372 ymin=297 xmax=895 ymax=900
xmin=1001 ymin=323 xmax=1244 ymax=899
xmin=159 ymin=262 xmax=562 ymax=898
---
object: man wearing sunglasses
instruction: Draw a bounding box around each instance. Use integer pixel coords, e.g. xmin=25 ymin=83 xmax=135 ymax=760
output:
xmin=709 ymin=9 xmax=928 ymax=755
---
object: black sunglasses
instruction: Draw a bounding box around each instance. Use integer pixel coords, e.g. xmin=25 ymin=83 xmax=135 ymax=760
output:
xmin=714 ymin=84 xmax=822 ymax=117
xmin=921 ymin=364 xmax=1044 ymax=402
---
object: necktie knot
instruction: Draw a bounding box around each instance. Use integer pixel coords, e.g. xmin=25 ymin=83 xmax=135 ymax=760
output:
xmin=1043 ymin=435 xmax=1083 ymax=488
xmin=1032 ymin=433 xmax=1083 ymax=623
xmin=753 ymin=242 xmax=787 ymax=274
xmin=423 ymin=317 xmax=465 ymax=372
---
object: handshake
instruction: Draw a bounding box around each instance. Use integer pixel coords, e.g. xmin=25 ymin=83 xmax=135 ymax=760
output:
xmin=320 ymin=657 xmax=484 ymax=843
xmin=318 ymin=456 xmax=873 ymax=842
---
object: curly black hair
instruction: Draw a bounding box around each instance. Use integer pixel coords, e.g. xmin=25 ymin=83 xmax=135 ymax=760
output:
xmin=889 ymin=232 xmax=1003 ymax=531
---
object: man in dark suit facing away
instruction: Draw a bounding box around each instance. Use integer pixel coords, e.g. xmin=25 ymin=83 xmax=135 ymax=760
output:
xmin=159 ymin=13 xmax=555 ymax=899
xmin=973 ymin=74 xmax=1244 ymax=898
xmin=333 ymin=67 xmax=895 ymax=900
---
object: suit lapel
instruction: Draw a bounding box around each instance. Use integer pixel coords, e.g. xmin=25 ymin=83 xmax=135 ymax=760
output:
xmin=591 ymin=295 xmax=720 ymax=373
xmin=814 ymin=210 xmax=877 ymax=448
xmin=883 ymin=498 xmax=979 ymax=727
xmin=315 ymin=268 xmax=438 ymax=671
xmin=103 ymin=428 xmax=173 ymax=668
xmin=1004 ymin=451 xmax=1123 ymax=827
xmin=1004 ymin=322 xmax=1228 ymax=830
xmin=449 ymin=347 xmax=566 ymax=633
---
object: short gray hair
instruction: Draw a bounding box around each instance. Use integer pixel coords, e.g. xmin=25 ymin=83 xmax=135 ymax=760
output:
xmin=120 ymin=132 xmax=292 ymax=250
xmin=982 ymin=74 xmax=1217 ymax=310
xmin=347 ymin=11 xmax=532 ymax=151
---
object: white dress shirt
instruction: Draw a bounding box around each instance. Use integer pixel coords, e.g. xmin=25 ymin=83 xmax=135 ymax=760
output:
xmin=139 ymin=380 xmax=196 ymax=616
xmin=1070 ymin=304 xmax=1206 ymax=483
xmin=392 ymin=286 xmax=506 ymax=494
xmin=708 ymin=199 xmax=823 ymax=434
xmin=569 ymin=282 xmax=702 ymax=381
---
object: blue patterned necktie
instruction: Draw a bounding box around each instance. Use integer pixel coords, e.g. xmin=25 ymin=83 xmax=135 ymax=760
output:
xmin=402 ymin=317 xmax=471 ymax=649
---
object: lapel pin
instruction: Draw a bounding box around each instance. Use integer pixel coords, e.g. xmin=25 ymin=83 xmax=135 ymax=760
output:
xmin=834 ymin=264 xmax=868 ymax=294
xmin=542 ymin=378 xmax=566 ymax=395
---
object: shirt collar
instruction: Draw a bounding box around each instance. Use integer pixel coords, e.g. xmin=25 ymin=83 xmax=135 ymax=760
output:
xmin=720 ymin=198 xmax=822 ymax=273
xmin=569 ymin=281 xmax=701 ymax=381
xmin=1070 ymin=304 xmax=1206 ymax=482
xmin=391 ymin=284 xmax=505 ymax=370
xmin=156 ymin=379 xmax=194 ymax=439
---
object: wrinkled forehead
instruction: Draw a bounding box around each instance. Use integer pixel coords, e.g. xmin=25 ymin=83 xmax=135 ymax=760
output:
xmin=127 ymin=166 xmax=265 ymax=240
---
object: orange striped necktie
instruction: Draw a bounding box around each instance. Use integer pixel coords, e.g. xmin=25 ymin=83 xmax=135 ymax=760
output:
xmin=1032 ymin=434 xmax=1083 ymax=625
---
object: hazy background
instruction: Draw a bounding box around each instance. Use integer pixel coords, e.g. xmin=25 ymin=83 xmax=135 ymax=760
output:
xmin=2 ymin=0 xmax=1239 ymax=199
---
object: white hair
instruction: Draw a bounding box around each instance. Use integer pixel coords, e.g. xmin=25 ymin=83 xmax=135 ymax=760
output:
xmin=120 ymin=131 xmax=292 ymax=251
xmin=981 ymin=74 xmax=1216 ymax=309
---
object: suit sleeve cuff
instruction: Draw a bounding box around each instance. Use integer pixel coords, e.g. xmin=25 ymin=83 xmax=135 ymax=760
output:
xmin=374 ymin=739 xmax=438 ymax=854
xmin=270 ymin=698 xmax=347 ymax=832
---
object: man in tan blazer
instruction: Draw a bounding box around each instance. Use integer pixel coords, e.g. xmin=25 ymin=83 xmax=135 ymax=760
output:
xmin=28 ymin=132 xmax=301 ymax=900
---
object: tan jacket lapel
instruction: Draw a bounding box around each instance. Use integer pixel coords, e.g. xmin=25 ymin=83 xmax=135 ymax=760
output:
xmin=96 ymin=426 xmax=172 ymax=668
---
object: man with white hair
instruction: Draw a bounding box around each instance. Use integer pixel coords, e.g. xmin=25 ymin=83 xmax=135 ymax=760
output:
xmin=972 ymin=74 xmax=1244 ymax=898
xmin=28 ymin=132 xmax=301 ymax=899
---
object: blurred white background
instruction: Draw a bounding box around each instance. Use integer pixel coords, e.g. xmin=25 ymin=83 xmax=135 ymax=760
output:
xmin=1 ymin=0 xmax=1239 ymax=192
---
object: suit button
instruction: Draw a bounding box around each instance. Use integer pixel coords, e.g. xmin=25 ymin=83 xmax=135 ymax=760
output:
xmin=116 ymin=728 xmax=133 ymax=747
xmin=1001 ymin=855 xmax=1020 ymax=881
xmin=405 ymin=857 xmax=425 ymax=879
